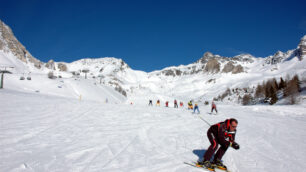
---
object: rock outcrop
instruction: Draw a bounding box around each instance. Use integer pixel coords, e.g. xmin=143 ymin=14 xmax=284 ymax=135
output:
xmin=204 ymin=58 xmax=220 ymax=73
xmin=45 ymin=59 xmax=55 ymax=70
xmin=222 ymin=61 xmax=235 ymax=73
xmin=58 ymin=63 xmax=68 ymax=71
xmin=232 ymin=64 xmax=244 ymax=74
xmin=297 ymin=35 xmax=306 ymax=60
xmin=265 ymin=51 xmax=285 ymax=65
xmin=0 ymin=20 xmax=42 ymax=69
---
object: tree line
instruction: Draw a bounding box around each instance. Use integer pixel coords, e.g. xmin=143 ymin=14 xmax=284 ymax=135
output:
xmin=244 ymin=74 xmax=301 ymax=105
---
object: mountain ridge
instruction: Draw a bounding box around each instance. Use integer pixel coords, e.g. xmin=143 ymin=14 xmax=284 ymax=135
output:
xmin=1 ymin=19 xmax=305 ymax=104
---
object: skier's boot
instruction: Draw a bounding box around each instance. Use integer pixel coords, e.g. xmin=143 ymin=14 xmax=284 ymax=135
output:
xmin=212 ymin=159 xmax=227 ymax=170
xmin=196 ymin=160 xmax=215 ymax=171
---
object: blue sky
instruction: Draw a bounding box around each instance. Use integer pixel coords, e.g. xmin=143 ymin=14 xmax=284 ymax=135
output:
xmin=1 ymin=0 xmax=306 ymax=72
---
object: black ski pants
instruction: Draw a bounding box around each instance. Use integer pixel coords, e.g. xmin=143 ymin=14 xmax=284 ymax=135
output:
xmin=203 ymin=129 xmax=229 ymax=162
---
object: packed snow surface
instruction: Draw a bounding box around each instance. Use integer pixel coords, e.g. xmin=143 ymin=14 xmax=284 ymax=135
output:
xmin=1 ymin=89 xmax=306 ymax=172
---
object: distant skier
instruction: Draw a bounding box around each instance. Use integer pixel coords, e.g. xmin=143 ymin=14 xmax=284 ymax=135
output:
xmin=211 ymin=101 xmax=218 ymax=114
xmin=165 ymin=101 xmax=169 ymax=107
xmin=180 ymin=102 xmax=184 ymax=107
xmin=149 ymin=100 xmax=153 ymax=106
xmin=174 ymin=99 xmax=178 ymax=108
xmin=188 ymin=101 xmax=193 ymax=110
xmin=156 ymin=100 xmax=160 ymax=106
xmin=105 ymin=98 xmax=108 ymax=103
xmin=193 ymin=103 xmax=200 ymax=114
xmin=197 ymin=118 xmax=240 ymax=171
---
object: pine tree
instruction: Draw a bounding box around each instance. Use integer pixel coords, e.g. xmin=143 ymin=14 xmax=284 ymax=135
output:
xmin=278 ymin=77 xmax=286 ymax=90
xmin=255 ymin=84 xmax=264 ymax=98
xmin=264 ymin=81 xmax=272 ymax=98
xmin=284 ymin=75 xmax=300 ymax=97
xmin=292 ymin=74 xmax=301 ymax=92
xmin=263 ymin=80 xmax=278 ymax=105
xmin=272 ymin=78 xmax=279 ymax=91
xmin=269 ymin=85 xmax=278 ymax=105
xmin=242 ymin=94 xmax=252 ymax=105
xmin=283 ymin=74 xmax=301 ymax=104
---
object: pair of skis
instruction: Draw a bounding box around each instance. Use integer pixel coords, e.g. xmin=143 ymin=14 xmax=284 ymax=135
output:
xmin=184 ymin=161 xmax=231 ymax=172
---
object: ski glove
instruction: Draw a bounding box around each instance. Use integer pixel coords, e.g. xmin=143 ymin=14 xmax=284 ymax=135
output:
xmin=231 ymin=142 xmax=240 ymax=150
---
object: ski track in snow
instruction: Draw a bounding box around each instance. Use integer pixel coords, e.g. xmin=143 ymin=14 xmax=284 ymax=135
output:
xmin=1 ymin=90 xmax=306 ymax=172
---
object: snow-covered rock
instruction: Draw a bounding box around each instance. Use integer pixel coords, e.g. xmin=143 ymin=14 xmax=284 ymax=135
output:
xmin=298 ymin=35 xmax=306 ymax=60
xmin=0 ymin=20 xmax=42 ymax=69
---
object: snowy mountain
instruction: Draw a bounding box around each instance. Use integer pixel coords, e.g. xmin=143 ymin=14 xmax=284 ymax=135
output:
xmin=1 ymin=19 xmax=306 ymax=105
xmin=0 ymin=20 xmax=42 ymax=72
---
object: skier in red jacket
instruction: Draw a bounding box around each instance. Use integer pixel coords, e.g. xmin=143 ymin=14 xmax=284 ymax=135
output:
xmin=211 ymin=101 xmax=218 ymax=114
xmin=197 ymin=118 xmax=240 ymax=171
xmin=174 ymin=99 xmax=178 ymax=108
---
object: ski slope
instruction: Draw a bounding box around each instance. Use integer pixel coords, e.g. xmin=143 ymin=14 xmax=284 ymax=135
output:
xmin=2 ymin=73 xmax=126 ymax=104
xmin=1 ymin=89 xmax=306 ymax=172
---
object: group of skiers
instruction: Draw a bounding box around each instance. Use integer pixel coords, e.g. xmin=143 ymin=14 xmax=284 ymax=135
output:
xmin=149 ymin=99 xmax=184 ymax=108
xmin=148 ymin=99 xmax=218 ymax=115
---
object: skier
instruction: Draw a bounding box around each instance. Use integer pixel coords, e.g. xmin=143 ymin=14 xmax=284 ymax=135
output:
xmin=211 ymin=101 xmax=218 ymax=114
xmin=174 ymin=99 xmax=178 ymax=108
xmin=180 ymin=102 xmax=184 ymax=107
xmin=197 ymin=118 xmax=240 ymax=171
xmin=149 ymin=100 xmax=153 ymax=106
xmin=156 ymin=100 xmax=160 ymax=106
xmin=193 ymin=103 xmax=200 ymax=114
xmin=188 ymin=101 xmax=193 ymax=110
xmin=165 ymin=101 xmax=169 ymax=107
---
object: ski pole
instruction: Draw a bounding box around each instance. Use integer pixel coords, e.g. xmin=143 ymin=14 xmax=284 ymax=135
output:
xmin=198 ymin=116 xmax=211 ymax=127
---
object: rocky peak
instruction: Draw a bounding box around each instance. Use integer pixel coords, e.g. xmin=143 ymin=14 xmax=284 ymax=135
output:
xmin=197 ymin=51 xmax=215 ymax=64
xmin=0 ymin=20 xmax=42 ymax=69
xmin=297 ymin=35 xmax=306 ymax=60
xmin=204 ymin=58 xmax=220 ymax=73
xmin=45 ymin=59 xmax=55 ymax=70
xmin=232 ymin=54 xmax=255 ymax=63
xmin=203 ymin=51 xmax=214 ymax=58
xmin=118 ymin=59 xmax=129 ymax=71
xmin=265 ymin=51 xmax=285 ymax=65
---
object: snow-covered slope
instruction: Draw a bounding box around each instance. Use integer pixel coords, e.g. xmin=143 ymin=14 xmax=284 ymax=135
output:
xmin=3 ymin=72 xmax=126 ymax=103
xmin=1 ymin=89 xmax=306 ymax=172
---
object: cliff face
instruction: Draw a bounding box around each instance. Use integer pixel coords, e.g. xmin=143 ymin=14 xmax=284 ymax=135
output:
xmin=298 ymin=35 xmax=306 ymax=60
xmin=0 ymin=20 xmax=42 ymax=69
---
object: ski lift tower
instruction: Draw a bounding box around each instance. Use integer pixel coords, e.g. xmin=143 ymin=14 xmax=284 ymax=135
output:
xmin=0 ymin=65 xmax=14 ymax=89
xmin=98 ymin=74 xmax=104 ymax=84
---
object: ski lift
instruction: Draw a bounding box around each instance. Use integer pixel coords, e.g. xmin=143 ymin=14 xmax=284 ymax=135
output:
xmin=0 ymin=66 xmax=14 ymax=89
xmin=27 ymin=72 xmax=31 ymax=80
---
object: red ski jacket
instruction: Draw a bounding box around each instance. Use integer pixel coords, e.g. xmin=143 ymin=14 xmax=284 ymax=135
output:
xmin=208 ymin=119 xmax=236 ymax=147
